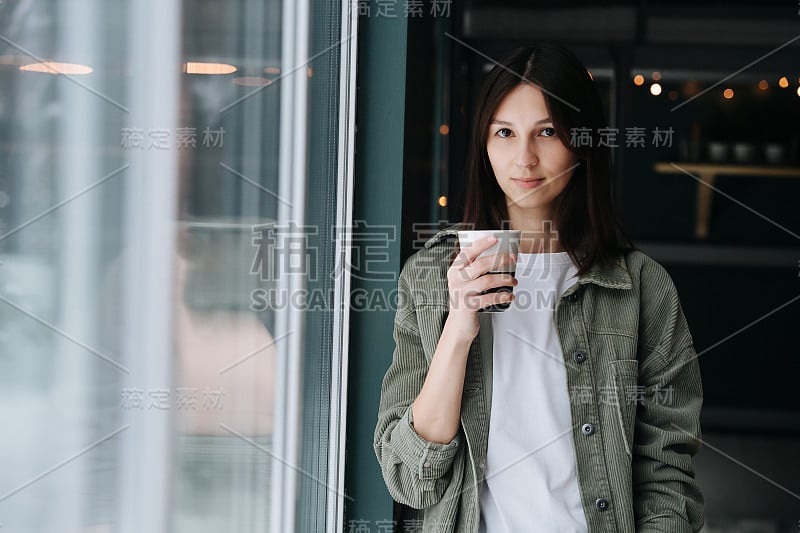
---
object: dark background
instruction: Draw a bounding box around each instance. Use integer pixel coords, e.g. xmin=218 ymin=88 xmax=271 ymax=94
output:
xmin=398 ymin=0 xmax=800 ymax=528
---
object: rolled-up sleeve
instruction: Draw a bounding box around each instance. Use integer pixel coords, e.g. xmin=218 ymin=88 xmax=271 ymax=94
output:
xmin=633 ymin=261 xmax=705 ymax=532
xmin=390 ymin=405 xmax=461 ymax=480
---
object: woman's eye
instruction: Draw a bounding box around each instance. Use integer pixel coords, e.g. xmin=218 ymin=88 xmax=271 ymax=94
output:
xmin=496 ymin=128 xmax=513 ymax=138
xmin=541 ymin=127 xmax=556 ymax=137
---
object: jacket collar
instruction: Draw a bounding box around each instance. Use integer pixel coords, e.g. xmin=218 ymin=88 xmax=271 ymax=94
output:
xmin=424 ymin=223 xmax=632 ymax=291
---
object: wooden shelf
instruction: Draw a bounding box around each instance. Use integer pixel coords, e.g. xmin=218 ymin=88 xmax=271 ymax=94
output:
xmin=653 ymin=162 xmax=800 ymax=239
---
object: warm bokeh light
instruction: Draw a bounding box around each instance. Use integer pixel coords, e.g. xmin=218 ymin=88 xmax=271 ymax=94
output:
xmin=682 ymin=80 xmax=700 ymax=97
xmin=633 ymin=74 xmax=644 ymax=86
xmin=667 ymin=90 xmax=678 ymax=100
xmin=649 ymin=83 xmax=662 ymax=96
xmin=183 ymin=62 xmax=237 ymax=75
xmin=438 ymin=196 xmax=447 ymax=207
xmin=652 ymin=71 xmax=662 ymax=81
xmin=264 ymin=66 xmax=281 ymax=74
xmin=20 ymin=61 xmax=93 ymax=75
xmin=307 ymin=67 xmax=313 ymax=77
xmin=587 ymin=69 xmax=593 ymax=80
xmin=796 ymin=86 xmax=800 ymax=97
xmin=232 ymin=76 xmax=272 ymax=87
xmin=439 ymin=124 xmax=449 ymax=135
xmin=723 ymin=88 xmax=734 ymax=99
xmin=758 ymin=80 xmax=769 ymax=90
xmin=778 ymin=76 xmax=789 ymax=88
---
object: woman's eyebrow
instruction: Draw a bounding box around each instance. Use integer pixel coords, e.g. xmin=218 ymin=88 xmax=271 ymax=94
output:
xmin=491 ymin=117 xmax=552 ymax=126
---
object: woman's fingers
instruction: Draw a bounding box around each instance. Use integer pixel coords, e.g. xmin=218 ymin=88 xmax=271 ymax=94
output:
xmin=478 ymin=290 xmax=515 ymax=310
xmin=465 ymin=252 xmax=517 ymax=279
xmin=476 ymin=272 xmax=517 ymax=294
xmin=452 ymin=235 xmax=497 ymax=270
xmin=449 ymin=272 xmax=518 ymax=311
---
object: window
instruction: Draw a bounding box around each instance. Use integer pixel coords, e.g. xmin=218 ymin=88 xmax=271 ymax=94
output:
xmin=0 ymin=1 xmax=356 ymax=531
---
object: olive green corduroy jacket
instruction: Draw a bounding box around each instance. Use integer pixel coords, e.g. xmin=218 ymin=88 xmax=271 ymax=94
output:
xmin=374 ymin=224 xmax=705 ymax=532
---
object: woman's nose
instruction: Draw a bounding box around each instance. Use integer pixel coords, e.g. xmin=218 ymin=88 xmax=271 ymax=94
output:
xmin=514 ymin=144 xmax=538 ymax=167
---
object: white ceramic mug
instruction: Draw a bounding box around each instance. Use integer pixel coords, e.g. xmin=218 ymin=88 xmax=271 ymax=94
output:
xmin=457 ymin=229 xmax=521 ymax=312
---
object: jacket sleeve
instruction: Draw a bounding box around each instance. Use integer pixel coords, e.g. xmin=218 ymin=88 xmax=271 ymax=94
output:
xmin=373 ymin=261 xmax=463 ymax=510
xmin=633 ymin=260 xmax=706 ymax=532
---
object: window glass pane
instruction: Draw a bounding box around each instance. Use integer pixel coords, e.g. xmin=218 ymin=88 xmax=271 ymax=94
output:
xmin=0 ymin=0 xmax=348 ymax=531
xmin=173 ymin=1 xmax=282 ymax=530
xmin=0 ymin=1 xmax=133 ymax=530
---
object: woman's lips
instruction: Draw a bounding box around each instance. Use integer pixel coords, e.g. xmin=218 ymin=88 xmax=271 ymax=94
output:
xmin=512 ymin=178 xmax=545 ymax=189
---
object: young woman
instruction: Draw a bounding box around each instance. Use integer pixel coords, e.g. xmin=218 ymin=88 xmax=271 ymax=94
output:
xmin=374 ymin=43 xmax=705 ymax=532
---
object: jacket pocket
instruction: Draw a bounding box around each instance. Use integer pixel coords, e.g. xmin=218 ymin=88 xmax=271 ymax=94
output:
xmin=610 ymin=359 xmax=639 ymax=458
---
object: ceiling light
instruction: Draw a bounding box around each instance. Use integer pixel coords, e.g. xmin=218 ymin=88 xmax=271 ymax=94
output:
xmin=19 ymin=61 xmax=93 ymax=75
xmin=183 ymin=62 xmax=237 ymax=75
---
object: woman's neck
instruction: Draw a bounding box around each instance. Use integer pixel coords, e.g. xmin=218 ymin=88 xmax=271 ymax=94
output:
xmin=509 ymin=215 xmax=564 ymax=254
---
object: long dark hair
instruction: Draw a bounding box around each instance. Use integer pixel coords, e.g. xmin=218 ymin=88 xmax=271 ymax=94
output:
xmin=459 ymin=43 xmax=635 ymax=275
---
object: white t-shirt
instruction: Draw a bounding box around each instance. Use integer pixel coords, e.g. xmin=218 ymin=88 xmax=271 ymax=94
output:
xmin=479 ymin=251 xmax=588 ymax=533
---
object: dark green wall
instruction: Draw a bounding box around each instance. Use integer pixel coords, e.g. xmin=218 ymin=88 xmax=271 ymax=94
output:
xmin=344 ymin=6 xmax=408 ymax=529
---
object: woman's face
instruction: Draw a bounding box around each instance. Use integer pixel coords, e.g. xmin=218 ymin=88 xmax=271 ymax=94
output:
xmin=486 ymin=83 xmax=579 ymax=227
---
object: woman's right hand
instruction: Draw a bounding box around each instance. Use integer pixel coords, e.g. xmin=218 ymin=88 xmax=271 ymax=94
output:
xmin=446 ymin=235 xmax=518 ymax=341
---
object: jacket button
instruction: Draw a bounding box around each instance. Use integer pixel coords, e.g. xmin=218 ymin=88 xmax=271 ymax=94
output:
xmin=573 ymin=351 xmax=587 ymax=364
xmin=581 ymin=423 xmax=595 ymax=436
xmin=595 ymin=497 xmax=610 ymax=511
xmin=423 ymin=462 xmax=431 ymax=468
